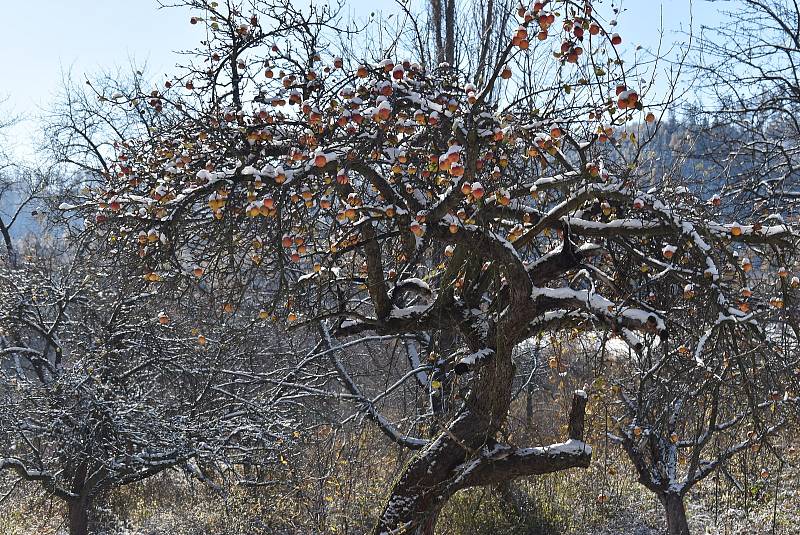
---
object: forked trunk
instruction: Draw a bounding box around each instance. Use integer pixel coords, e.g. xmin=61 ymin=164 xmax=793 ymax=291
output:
xmin=373 ymin=349 xmax=591 ymax=535
xmin=373 ymin=415 xmax=483 ymax=533
xmin=659 ymin=492 xmax=689 ymax=535
xmin=374 ymin=346 xmax=514 ymax=534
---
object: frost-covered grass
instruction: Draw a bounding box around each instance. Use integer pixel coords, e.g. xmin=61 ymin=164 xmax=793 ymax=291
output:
xmin=1 ymin=419 xmax=797 ymax=534
xmin=438 ymin=456 xmax=800 ymax=535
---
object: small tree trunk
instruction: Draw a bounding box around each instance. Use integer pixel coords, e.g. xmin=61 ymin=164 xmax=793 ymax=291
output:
xmin=659 ymin=492 xmax=689 ymax=535
xmin=68 ymin=493 xmax=91 ymax=535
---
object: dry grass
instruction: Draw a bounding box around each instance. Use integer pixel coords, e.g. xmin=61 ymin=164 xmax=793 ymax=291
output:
xmin=2 ymin=396 xmax=798 ymax=535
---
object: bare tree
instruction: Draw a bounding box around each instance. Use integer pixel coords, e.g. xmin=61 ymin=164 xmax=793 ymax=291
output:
xmin=686 ymin=0 xmax=800 ymax=219
xmin=604 ymin=307 xmax=798 ymax=534
xmin=0 ymin=240 xmax=300 ymax=535
xmin=0 ymin=106 xmax=54 ymax=265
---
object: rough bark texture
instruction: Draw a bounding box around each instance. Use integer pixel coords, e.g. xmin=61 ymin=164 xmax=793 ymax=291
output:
xmin=660 ymin=492 xmax=689 ymax=535
xmin=373 ymin=360 xmax=592 ymax=535
xmin=430 ymin=0 xmax=443 ymax=64
xmin=420 ymin=511 xmax=438 ymax=535
xmin=444 ymin=0 xmax=455 ymax=64
xmin=373 ymin=347 xmax=515 ymax=534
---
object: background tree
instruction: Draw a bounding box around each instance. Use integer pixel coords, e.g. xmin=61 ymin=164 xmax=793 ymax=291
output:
xmin=584 ymin=115 xmax=800 ymax=534
xmin=0 ymin=106 xmax=54 ymax=264
xmin=0 ymin=239 xmax=301 ymax=535
xmin=604 ymin=295 xmax=799 ymax=534
xmin=687 ymin=0 xmax=800 ymax=220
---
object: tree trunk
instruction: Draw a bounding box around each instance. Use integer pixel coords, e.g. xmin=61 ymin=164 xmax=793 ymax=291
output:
xmin=444 ymin=0 xmax=455 ymax=64
xmin=372 ymin=345 xmax=591 ymax=535
xmin=67 ymin=461 xmax=93 ymax=535
xmin=430 ymin=0 xmax=443 ymax=64
xmin=68 ymin=493 xmax=91 ymax=535
xmin=419 ymin=510 xmax=439 ymax=535
xmin=659 ymin=492 xmax=689 ymax=535
xmin=373 ymin=346 xmax=514 ymax=534
xmin=371 ymin=428 xmax=470 ymax=533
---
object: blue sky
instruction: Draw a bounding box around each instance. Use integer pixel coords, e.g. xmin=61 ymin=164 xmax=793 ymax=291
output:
xmin=0 ymin=0 xmax=721 ymax=162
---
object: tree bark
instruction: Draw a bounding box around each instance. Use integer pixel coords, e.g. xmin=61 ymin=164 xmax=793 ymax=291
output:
xmin=444 ymin=0 xmax=455 ymax=64
xmin=430 ymin=0 xmax=443 ymax=64
xmin=67 ymin=461 xmax=92 ymax=535
xmin=372 ymin=347 xmax=514 ymax=534
xmin=68 ymin=493 xmax=91 ymax=535
xmin=659 ymin=492 xmax=689 ymax=535
xmin=419 ymin=510 xmax=439 ymax=535
xmin=0 ymin=216 xmax=16 ymax=267
xmin=372 ymin=348 xmax=591 ymax=535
